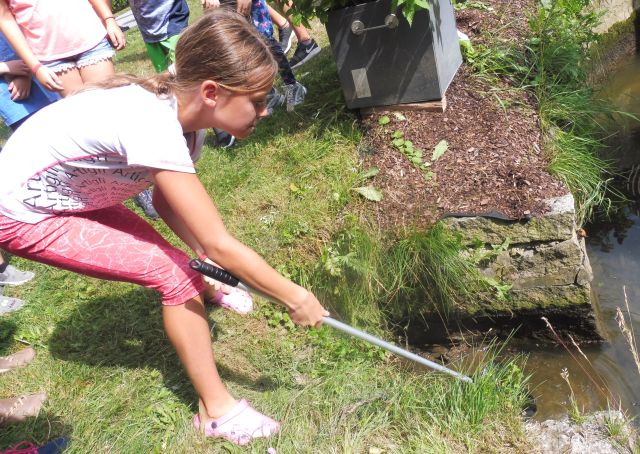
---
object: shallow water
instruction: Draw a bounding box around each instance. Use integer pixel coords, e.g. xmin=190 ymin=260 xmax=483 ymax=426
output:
xmin=522 ymin=206 xmax=640 ymax=420
xmin=521 ymin=53 xmax=640 ymax=421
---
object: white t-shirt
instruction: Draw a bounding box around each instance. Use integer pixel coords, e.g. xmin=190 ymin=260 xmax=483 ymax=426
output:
xmin=0 ymin=84 xmax=204 ymax=224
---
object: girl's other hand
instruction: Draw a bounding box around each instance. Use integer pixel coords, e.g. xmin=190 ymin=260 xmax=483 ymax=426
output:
xmin=4 ymin=60 xmax=29 ymax=76
xmin=7 ymin=75 xmax=31 ymax=100
xmin=202 ymin=0 xmax=220 ymax=9
xmin=288 ymin=291 xmax=329 ymax=328
xmin=105 ymin=18 xmax=126 ymax=50
xmin=236 ymin=0 xmax=251 ymax=16
xmin=34 ymin=66 xmax=63 ymax=91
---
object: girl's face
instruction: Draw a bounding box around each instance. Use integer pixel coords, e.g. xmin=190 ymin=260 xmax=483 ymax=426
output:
xmin=211 ymin=87 xmax=270 ymax=139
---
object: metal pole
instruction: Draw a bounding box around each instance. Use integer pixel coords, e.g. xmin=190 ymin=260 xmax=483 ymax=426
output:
xmin=189 ymin=259 xmax=473 ymax=383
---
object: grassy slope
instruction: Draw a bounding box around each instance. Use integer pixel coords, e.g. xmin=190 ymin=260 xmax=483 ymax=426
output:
xmin=0 ymin=3 xmax=531 ymax=452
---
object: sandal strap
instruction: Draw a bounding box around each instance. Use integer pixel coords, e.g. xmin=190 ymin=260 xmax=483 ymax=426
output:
xmin=210 ymin=399 xmax=250 ymax=428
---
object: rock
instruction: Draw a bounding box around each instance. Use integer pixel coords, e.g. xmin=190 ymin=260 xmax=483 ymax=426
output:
xmin=442 ymin=194 xmax=576 ymax=245
xmin=509 ymin=284 xmax=592 ymax=311
xmin=483 ymin=232 xmax=589 ymax=290
xmin=525 ymin=411 xmax=637 ymax=454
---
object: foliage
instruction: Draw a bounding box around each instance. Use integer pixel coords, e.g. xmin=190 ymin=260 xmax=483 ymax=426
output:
xmin=112 ymin=0 xmax=128 ymax=12
xmin=524 ymin=0 xmax=624 ymax=226
xmin=287 ymin=0 xmax=429 ymax=27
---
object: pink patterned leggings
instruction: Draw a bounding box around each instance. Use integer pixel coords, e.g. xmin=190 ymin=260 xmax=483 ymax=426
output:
xmin=0 ymin=204 xmax=205 ymax=305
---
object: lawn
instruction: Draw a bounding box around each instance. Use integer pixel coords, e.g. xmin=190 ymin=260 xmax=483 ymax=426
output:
xmin=0 ymin=2 xmax=531 ymax=452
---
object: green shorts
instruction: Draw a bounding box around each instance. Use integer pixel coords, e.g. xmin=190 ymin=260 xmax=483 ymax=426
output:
xmin=144 ymin=34 xmax=181 ymax=73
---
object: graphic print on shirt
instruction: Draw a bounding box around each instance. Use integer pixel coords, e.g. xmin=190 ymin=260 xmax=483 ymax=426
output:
xmin=22 ymin=154 xmax=154 ymax=214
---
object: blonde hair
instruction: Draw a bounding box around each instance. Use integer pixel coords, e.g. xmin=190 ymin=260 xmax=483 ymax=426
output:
xmin=87 ymin=9 xmax=277 ymax=96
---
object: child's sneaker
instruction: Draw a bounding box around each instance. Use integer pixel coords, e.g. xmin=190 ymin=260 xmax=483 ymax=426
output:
xmin=193 ymin=399 xmax=280 ymax=446
xmin=134 ymin=188 xmax=159 ymax=220
xmin=214 ymin=129 xmax=236 ymax=148
xmin=278 ymin=25 xmax=294 ymax=54
xmin=0 ymin=265 xmax=34 ymax=286
xmin=0 ymin=296 xmax=25 ymax=316
xmin=266 ymin=87 xmax=285 ymax=115
xmin=284 ymin=82 xmax=307 ymax=112
xmin=289 ymin=39 xmax=321 ymax=69
xmin=209 ymin=287 xmax=253 ymax=315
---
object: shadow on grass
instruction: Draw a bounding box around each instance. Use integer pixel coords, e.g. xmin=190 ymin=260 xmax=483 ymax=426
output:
xmin=0 ymin=318 xmax=18 ymax=355
xmin=47 ymin=290 xmax=278 ymax=407
xmin=0 ymin=413 xmax=71 ymax=452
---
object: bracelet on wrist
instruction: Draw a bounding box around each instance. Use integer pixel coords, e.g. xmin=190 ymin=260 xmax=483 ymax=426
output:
xmin=31 ymin=62 xmax=42 ymax=75
xmin=102 ymin=15 xmax=115 ymax=22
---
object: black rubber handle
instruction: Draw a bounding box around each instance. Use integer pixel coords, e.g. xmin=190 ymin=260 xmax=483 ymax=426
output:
xmin=189 ymin=259 xmax=240 ymax=287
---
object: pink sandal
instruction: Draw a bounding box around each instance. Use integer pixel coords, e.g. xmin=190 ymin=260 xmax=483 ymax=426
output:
xmin=209 ymin=287 xmax=253 ymax=315
xmin=193 ymin=399 xmax=280 ymax=446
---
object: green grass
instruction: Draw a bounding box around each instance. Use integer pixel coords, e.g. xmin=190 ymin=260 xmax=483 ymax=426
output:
xmin=0 ymin=2 xmax=532 ymax=451
xmin=306 ymin=222 xmax=488 ymax=330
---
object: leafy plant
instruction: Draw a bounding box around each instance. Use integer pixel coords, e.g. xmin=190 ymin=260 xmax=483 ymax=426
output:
xmin=288 ymin=0 xmax=429 ymax=27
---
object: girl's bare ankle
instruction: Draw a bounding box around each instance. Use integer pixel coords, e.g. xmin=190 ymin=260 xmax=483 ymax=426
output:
xmin=199 ymin=396 xmax=238 ymax=421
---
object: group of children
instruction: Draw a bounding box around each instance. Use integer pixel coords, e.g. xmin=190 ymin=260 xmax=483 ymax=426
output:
xmin=0 ymin=0 xmax=327 ymax=448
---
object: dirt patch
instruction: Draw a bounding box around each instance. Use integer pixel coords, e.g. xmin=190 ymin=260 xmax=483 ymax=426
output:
xmin=357 ymin=0 xmax=568 ymax=231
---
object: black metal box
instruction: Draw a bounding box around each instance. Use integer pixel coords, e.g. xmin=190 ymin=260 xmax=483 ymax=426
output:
xmin=326 ymin=0 xmax=461 ymax=109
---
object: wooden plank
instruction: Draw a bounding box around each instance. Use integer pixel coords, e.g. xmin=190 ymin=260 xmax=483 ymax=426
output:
xmin=359 ymin=96 xmax=447 ymax=116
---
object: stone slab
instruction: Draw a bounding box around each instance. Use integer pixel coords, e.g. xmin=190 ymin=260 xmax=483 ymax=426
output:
xmin=481 ymin=232 xmax=588 ymax=289
xmin=442 ymin=194 xmax=576 ymax=245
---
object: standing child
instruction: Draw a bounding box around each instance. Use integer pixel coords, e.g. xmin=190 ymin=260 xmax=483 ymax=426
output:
xmin=0 ymin=10 xmax=328 ymax=446
xmin=0 ymin=0 xmax=125 ymax=96
xmin=129 ymin=0 xmax=189 ymax=73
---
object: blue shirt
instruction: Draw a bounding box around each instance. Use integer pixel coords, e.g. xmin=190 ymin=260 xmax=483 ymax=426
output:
xmin=129 ymin=0 xmax=189 ymax=43
xmin=0 ymin=34 xmax=60 ymax=127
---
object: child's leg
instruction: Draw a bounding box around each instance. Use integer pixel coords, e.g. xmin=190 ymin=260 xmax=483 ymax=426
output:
xmin=267 ymin=4 xmax=287 ymax=28
xmin=54 ymin=68 xmax=85 ymax=97
xmin=163 ymin=298 xmax=237 ymax=419
xmin=78 ymin=59 xmax=115 ymax=85
xmin=266 ymin=36 xmax=296 ymax=85
xmin=0 ymin=206 xmax=234 ymax=417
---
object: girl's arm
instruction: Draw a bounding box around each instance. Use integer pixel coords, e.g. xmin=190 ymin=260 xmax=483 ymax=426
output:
xmin=152 ymin=185 xmax=206 ymax=258
xmin=0 ymin=59 xmax=28 ymax=76
xmin=0 ymin=0 xmax=63 ymax=91
xmin=88 ymin=0 xmax=125 ymax=50
xmin=152 ymin=169 xmax=329 ymax=327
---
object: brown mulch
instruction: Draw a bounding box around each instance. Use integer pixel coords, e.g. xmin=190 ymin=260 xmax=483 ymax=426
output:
xmin=357 ymin=0 xmax=568 ymax=231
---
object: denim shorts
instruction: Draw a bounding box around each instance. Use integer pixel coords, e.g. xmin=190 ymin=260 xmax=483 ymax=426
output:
xmin=43 ymin=37 xmax=115 ymax=73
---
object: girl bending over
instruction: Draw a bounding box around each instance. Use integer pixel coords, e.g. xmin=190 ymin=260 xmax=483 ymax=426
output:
xmin=0 ymin=9 xmax=327 ymax=446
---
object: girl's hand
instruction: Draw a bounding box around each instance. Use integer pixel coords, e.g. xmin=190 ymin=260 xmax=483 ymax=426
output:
xmin=4 ymin=60 xmax=29 ymax=76
xmin=236 ymin=0 xmax=251 ymax=16
xmin=201 ymin=258 xmax=231 ymax=294
xmin=7 ymin=75 xmax=30 ymax=100
xmin=288 ymin=291 xmax=329 ymax=328
xmin=34 ymin=66 xmax=63 ymax=91
xmin=105 ymin=18 xmax=126 ymax=50
xmin=202 ymin=0 xmax=220 ymax=9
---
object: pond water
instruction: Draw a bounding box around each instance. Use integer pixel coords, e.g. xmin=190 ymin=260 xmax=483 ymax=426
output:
xmin=521 ymin=53 xmax=640 ymax=421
